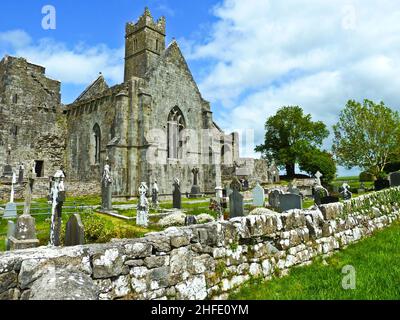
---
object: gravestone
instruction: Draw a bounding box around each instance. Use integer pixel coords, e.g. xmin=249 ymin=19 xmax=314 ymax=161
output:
xmin=389 ymin=172 xmax=400 ymax=187
xmin=173 ymin=178 xmax=182 ymax=209
xmin=137 ymin=182 xmax=149 ymax=227
xmin=314 ymin=186 xmax=329 ymax=206
xmin=65 ymin=214 xmax=85 ymax=246
xmin=190 ymin=168 xmax=202 ymax=198
xmin=374 ymin=179 xmax=390 ymax=191
xmin=151 ymin=181 xmax=159 ymax=209
xmin=321 ymin=196 xmax=340 ymax=205
xmin=229 ymin=178 xmax=244 ymax=218
xmin=288 ymin=183 xmax=300 ymax=195
xmin=6 ymin=221 xmax=15 ymax=251
xmin=268 ymin=189 xmax=283 ymax=208
xmin=3 ymin=172 xmax=18 ymax=219
xmin=315 ymin=171 xmax=323 ymax=186
xmin=3 ymin=203 xmax=17 ymax=220
xmin=185 ymin=216 xmax=197 ymax=226
xmin=49 ymin=167 xmax=66 ymax=247
xmin=8 ymin=160 xmax=39 ymax=250
xmin=279 ymin=194 xmax=302 ymax=212
xmin=101 ymin=162 xmax=113 ymax=211
xmin=18 ymin=163 xmax=24 ymax=184
xmin=215 ymin=186 xmax=223 ymax=202
xmin=252 ymin=183 xmax=265 ymax=207
xmin=340 ymin=183 xmax=352 ymax=200
xmin=2 ymin=145 xmax=13 ymax=177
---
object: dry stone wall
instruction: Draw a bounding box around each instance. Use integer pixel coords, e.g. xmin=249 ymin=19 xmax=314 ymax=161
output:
xmin=1 ymin=188 xmax=400 ymax=300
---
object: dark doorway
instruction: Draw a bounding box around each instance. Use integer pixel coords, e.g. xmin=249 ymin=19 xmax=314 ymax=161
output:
xmin=35 ymin=160 xmax=44 ymax=177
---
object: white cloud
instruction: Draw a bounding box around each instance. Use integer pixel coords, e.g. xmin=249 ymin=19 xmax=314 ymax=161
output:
xmin=0 ymin=30 xmax=124 ymax=88
xmin=187 ymin=0 xmax=400 ymax=163
xmin=0 ymin=30 xmax=32 ymax=49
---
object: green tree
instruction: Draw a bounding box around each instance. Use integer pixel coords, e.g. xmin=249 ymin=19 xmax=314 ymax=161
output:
xmin=333 ymin=99 xmax=400 ymax=177
xmin=299 ymin=148 xmax=337 ymax=183
xmin=255 ymin=106 xmax=329 ymax=178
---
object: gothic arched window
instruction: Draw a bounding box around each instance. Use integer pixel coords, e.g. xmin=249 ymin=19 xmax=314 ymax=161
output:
xmin=93 ymin=124 xmax=101 ymax=164
xmin=168 ymin=107 xmax=186 ymax=159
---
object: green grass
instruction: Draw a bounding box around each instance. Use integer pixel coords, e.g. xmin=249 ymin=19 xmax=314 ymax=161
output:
xmin=0 ymin=195 xmax=217 ymax=251
xmin=230 ymin=220 xmax=400 ymax=300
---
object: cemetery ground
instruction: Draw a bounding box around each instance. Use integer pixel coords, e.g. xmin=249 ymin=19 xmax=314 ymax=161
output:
xmin=230 ymin=220 xmax=400 ymax=300
xmin=0 ymin=176 xmax=373 ymax=252
xmin=0 ymin=195 xmax=236 ymax=251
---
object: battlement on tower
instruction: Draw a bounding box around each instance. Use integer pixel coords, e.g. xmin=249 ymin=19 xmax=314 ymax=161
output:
xmin=126 ymin=7 xmax=166 ymax=36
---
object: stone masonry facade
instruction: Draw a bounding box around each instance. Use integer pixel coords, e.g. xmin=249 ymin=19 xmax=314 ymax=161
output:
xmin=0 ymin=8 xmax=278 ymax=200
xmin=1 ymin=188 xmax=399 ymax=300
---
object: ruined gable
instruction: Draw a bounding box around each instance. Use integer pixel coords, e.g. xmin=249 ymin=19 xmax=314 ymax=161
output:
xmin=75 ymin=75 xmax=109 ymax=103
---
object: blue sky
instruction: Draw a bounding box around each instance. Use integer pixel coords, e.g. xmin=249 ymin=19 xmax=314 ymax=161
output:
xmin=2 ymin=0 xmax=400 ymax=177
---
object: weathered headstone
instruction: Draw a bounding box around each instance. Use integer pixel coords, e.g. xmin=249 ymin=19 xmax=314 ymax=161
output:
xmin=252 ymin=183 xmax=265 ymax=207
xmin=389 ymin=172 xmax=400 ymax=187
xmin=8 ymin=160 xmax=39 ymax=250
xmin=173 ymin=178 xmax=182 ymax=209
xmin=315 ymin=171 xmax=323 ymax=186
xmin=190 ymin=168 xmax=202 ymax=198
xmin=340 ymin=183 xmax=352 ymax=200
xmin=49 ymin=167 xmax=66 ymax=246
xmin=2 ymin=145 xmax=13 ymax=177
xmin=268 ymin=189 xmax=283 ymax=208
xmin=215 ymin=186 xmax=223 ymax=202
xmin=314 ymin=185 xmax=329 ymax=206
xmin=375 ymin=179 xmax=390 ymax=191
xmin=101 ymin=162 xmax=113 ymax=211
xmin=321 ymin=196 xmax=340 ymax=205
xmin=6 ymin=220 xmax=15 ymax=251
xmin=65 ymin=214 xmax=85 ymax=246
xmin=3 ymin=171 xmax=18 ymax=219
xmin=229 ymin=178 xmax=244 ymax=218
xmin=279 ymin=194 xmax=302 ymax=212
xmin=137 ymin=182 xmax=149 ymax=227
xmin=3 ymin=203 xmax=17 ymax=220
xmin=18 ymin=163 xmax=24 ymax=184
xmin=151 ymin=180 xmax=159 ymax=209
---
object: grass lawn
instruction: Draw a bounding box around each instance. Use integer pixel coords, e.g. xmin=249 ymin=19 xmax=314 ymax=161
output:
xmin=230 ymin=220 xmax=400 ymax=300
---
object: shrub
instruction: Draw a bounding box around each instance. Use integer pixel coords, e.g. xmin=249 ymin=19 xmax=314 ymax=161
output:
xmin=359 ymin=171 xmax=375 ymax=182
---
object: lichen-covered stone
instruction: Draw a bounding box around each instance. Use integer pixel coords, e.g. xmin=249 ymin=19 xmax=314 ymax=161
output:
xmin=124 ymin=242 xmax=152 ymax=259
xmin=92 ymin=248 xmax=128 ymax=279
xmin=175 ymin=275 xmax=207 ymax=300
xmin=29 ymin=269 xmax=98 ymax=300
xmin=0 ymin=271 xmax=18 ymax=295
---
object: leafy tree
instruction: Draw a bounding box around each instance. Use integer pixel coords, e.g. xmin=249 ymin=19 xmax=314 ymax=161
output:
xmin=299 ymin=148 xmax=337 ymax=183
xmin=333 ymin=99 xmax=400 ymax=177
xmin=255 ymin=106 xmax=329 ymax=178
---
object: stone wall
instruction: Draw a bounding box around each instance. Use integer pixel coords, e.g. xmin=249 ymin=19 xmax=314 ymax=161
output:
xmin=1 ymin=188 xmax=400 ymax=300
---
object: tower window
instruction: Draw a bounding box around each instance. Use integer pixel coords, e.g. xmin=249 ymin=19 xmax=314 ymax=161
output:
xmin=134 ymin=39 xmax=138 ymax=51
xmin=156 ymin=39 xmax=159 ymax=51
xmin=12 ymin=94 xmax=18 ymax=104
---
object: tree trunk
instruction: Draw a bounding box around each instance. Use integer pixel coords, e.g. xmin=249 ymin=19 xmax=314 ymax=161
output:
xmin=285 ymin=163 xmax=296 ymax=178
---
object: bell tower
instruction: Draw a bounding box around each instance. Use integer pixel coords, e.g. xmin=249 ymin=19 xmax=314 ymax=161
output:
xmin=124 ymin=7 xmax=166 ymax=81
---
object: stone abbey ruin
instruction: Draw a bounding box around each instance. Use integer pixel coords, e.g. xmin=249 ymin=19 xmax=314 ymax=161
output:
xmin=0 ymin=8 xmax=279 ymax=201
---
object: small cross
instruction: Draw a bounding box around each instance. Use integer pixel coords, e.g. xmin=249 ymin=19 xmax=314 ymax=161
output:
xmin=315 ymin=171 xmax=323 ymax=185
